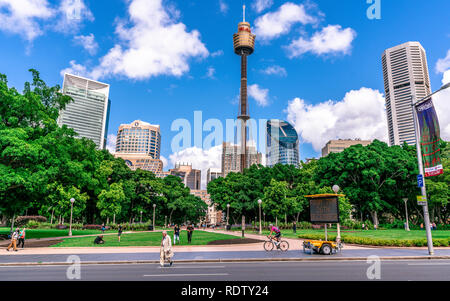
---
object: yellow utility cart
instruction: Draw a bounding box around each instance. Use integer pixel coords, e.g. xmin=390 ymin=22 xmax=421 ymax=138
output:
xmin=302 ymin=239 xmax=343 ymax=255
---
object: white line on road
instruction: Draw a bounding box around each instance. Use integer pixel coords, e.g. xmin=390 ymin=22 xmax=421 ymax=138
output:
xmin=158 ymin=266 xmax=225 ymax=269
xmin=407 ymin=263 xmax=450 ymax=266
xmin=144 ymin=273 xmax=229 ymax=277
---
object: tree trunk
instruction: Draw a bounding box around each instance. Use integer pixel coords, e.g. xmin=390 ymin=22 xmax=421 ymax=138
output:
xmin=296 ymin=212 xmax=300 ymax=223
xmin=370 ymin=211 xmax=379 ymax=226
xmin=50 ymin=209 xmax=54 ymax=225
xmin=106 ymin=217 xmax=109 ymax=225
xmin=169 ymin=209 xmax=174 ymax=225
xmin=10 ymin=214 xmax=15 ymax=234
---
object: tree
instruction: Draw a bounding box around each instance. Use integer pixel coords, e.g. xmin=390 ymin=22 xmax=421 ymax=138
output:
xmin=97 ymin=183 xmax=125 ymax=222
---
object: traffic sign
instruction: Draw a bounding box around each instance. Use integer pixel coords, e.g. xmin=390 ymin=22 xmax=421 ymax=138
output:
xmin=417 ymin=174 xmax=424 ymax=188
xmin=417 ymin=196 xmax=427 ymax=206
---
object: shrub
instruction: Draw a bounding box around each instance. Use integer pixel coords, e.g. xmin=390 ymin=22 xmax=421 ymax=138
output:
xmin=15 ymin=216 xmax=47 ymax=227
xmin=56 ymin=224 xmax=68 ymax=229
xmin=82 ymin=224 xmax=108 ymax=230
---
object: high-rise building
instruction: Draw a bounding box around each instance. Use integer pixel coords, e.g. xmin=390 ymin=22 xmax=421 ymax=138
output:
xmin=59 ymin=73 xmax=111 ymax=149
xmin=114 ymin=120 xmax=163 ymax=174
xmin=321 ymin=139 xmax=372 ymax=157
xmin=222 ymin=142 xmax=262 ymax=177
xmin=169 ymin=163 xmax=201 ymax=190
xmin=266 ymin=120 xmax=299 ymax=167
xmin=206 ymin=168 xmax=222 ymax=185
xmin=190 ymin=190 xmax=223 ymax=226
xmin=233 ymin=5 xmax=256 ymax=172
xmin=381 ymin=42 xmax=432 ymax=146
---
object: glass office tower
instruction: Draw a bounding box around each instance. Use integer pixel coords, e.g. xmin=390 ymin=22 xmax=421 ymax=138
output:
xmin=266 ymin=120 xmax=299 ymax=167
xmin=59 ymin=73 xmax=110 ymax=149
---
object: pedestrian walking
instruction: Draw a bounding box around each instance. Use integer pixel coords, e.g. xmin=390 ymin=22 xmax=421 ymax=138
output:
xmin=101 ymin=223 xmax=106 ymax=234
xmin=362 ymin=223 xmax=365 ymax=230
xmin=187 ymin=224 xmax=194 ymax=244
xmin=420 ymin=223 xmax=424 ymax=230
xmin=160 ymin=230 xmax=174 ymax=267
xmin=118 ymin=224 xmax=123 ymax=242
xmin=18 ymin=227 xmax=26 ymax=249
xmin=432 ymin=223 xmax=437 ymax=230
xmin=6 ymin=228 xmax=19 ymax=252
xmin=173 ymin=224 xmax=180 ymax=245
xmin=293 ymin=221 xmax=297 ymax=234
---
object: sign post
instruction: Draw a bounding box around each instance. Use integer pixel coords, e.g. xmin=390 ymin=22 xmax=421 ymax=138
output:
xmin=305 ymin=194 xmax=343 ymax=242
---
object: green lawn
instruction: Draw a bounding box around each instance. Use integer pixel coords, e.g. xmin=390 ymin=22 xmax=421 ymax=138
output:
xmin=0 ymin=227 xmax=115 ymax=239
xmin=51 ymin=230 xmax=238 ymax=247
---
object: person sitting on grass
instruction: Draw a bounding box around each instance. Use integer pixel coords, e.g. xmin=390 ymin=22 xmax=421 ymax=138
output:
xmin=94 ymin=235 xmax=104 ymax=244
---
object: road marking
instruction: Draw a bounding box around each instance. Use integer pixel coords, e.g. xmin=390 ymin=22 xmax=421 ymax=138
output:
xmin=144 ymin=273 xmax=229 ymax=277
xmin=407 ymin=263 xmax=450 ymax=266
xmin=158 ymin=266 xmax=225 ymax=269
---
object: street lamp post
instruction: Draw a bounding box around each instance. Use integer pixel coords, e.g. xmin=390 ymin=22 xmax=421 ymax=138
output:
xmin=140 ymin=210 xmax=143 ymax=223
xmin=226 ymin=204 xmax=230 ymax=230
xmin=332 ymin=185 xmax=341 ymax=243
xmin=152 ymin=204 xmax=156 ymax=230
xmin=165 ymin=216 xmax=167 ymax=228
xmin=258 ymin=199 xmax=262 ymax=235
xmin=69 ymin=198 xmax=75 ymax=236
xmin=403 ymin=198 xmax=410 ymax=231
xmin=411 ymin=82 xmax=450 ymax=255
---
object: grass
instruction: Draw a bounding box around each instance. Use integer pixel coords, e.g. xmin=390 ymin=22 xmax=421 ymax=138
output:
xmin=51 ymin=230 xmax=238 ymax=247
xmin=0 ymin=227 xmax=115 ymax=239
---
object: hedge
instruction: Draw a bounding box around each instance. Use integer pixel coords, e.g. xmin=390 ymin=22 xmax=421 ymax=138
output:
xmin=297 ymin=234 xmax=450 ymax=247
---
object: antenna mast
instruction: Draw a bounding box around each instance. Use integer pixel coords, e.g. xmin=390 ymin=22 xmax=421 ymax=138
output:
xmin=243 ymin=5 xmax=245 ymax=22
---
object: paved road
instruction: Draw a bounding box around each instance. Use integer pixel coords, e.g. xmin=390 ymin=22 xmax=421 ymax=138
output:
xmin=1 ymin=248 xmax=450 ymax=264
xmin=0 ymin=260 xmax=449 ymax=281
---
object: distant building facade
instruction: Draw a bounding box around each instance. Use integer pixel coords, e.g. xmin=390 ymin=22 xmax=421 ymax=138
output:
xmin=266 ymin=120 xmax=299 ymax=167
xmin=191 ymin=189 xmax=223 ymax=225
xmin=206 ymin=168 xmax=222 ymax=185
xmin=114 ymin=120 xmax=163 ymax=174
xmin=381 ymin=41 xmax=432 ymax=146
xmin=321 ymin=139 xmax=372 ymax=157
xmin=59 ymin=73 xmax=111 ymax=149
xmin=169 ymin=163 xmax=201 ymax=190
xmin=221 ymin=142 xmax=262 ymax=177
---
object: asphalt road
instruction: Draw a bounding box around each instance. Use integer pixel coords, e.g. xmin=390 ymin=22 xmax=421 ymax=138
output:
xmin=0 ymin=260 xmax=449 ymax=281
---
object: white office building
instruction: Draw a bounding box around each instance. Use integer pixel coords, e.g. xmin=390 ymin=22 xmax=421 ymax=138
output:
xmin=381 ymin=42 xmax=432 ymax=146
xmin=58 ymin=73 xmax=111 ymax=149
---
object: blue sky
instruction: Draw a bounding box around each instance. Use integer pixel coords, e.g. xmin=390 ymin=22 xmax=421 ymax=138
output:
xmin=1 ymin=0 xmax=450 ymax=183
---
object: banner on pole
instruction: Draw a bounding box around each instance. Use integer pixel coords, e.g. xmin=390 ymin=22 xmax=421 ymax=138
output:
xmin=416 ymin=98 xmax=443 ymax=177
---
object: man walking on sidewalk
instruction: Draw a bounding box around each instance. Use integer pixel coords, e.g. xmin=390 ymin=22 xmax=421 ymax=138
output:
xmin=18 ymin=227 xmax=26 ymax=249
xmin=187 ymin=224 xmax=194 ymax=244
xmin=160 ymin=231 xmax=173 ymax=267
xmin=173 ymin=224 xmax=180 ymax=245
xmin=6 ymin=228 xmax=19 ymax=252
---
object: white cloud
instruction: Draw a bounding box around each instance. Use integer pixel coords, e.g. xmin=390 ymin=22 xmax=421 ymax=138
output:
xmin=436 ymin=50 xmax=450 ymax=73
xmin=287 ymin=24 xmax=356 ymax=57
xmin=160 ymin=155 xmax=168 ymax=169
xmin=286 ymin=87 xmax=387 ymax=152
xmin=254 ymin=2 xmax=316 ymax=41
xmin=248 ymin=84 xmax=269 ymax=107
xmin=60 ymin=60 xmax=89 ymax=77
xmin=106 ymin=134 xmax=117 ymax=154
xmin=433 ymin=70 xmax=450 ymax=140
xmin=205 ymin=66 xmax=216 ymax=79
xmin=168 ymin=145 xmax=222 ymax=189
xmin=0 ymin=0 xmax=54 ymax=41
xmin=211 ymin=50 xmax=224 ymax=57
xmin=66 ymin=0 xmax=208 ymax=80
xmin=55 ymin=0 xmax=94 ymax=32
xmin=252 ymin=0 xmax=273 ymax=13
xmin=261 ymin=65 xmax=287 ymax=77
xmin=219 ymin=0 xmax=228 ymax=14
xmin=73 ymin=33 xmax=98 ymax=55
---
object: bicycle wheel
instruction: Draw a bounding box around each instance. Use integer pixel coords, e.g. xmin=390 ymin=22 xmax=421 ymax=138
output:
xmin=264 ymin=241 xmax=274 ymax=251
xmin=279 ymin=241 xmax=289 ymax=251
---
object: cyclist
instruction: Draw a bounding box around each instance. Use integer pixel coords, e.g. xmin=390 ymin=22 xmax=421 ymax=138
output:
xmin=268 ymin=224 xmax=282 ymax=248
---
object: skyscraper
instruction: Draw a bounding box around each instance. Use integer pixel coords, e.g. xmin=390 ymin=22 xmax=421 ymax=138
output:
xmin=266 ymin=120 xmax=299 ymax=167
xmin=233 ymin=5 xmax=256 ymax=172
xmin=169 ymin=163 xmax=201 ymax=190
xmin=221 ymin=142 xmax=262 ymax=177
xmin=59 ymin=73 xmax=111 ymax=149
xmin=114 ymin=120 xmax=163 ymax=174
xmin=206 ymin=168 xmax=222 ymax=185
xmin=381 ymin=42 xmax=432 ymax=146
xmin=321 ymin=139 xmax=372 ymax=157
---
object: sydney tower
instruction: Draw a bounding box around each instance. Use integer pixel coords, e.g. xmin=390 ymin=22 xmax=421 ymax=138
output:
xmin=233 ymin=5 xmax=256 ymax=173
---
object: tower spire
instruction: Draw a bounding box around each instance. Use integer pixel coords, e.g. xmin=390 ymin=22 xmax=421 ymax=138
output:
xmin=243 ymin=4 xmax=245 ymax=22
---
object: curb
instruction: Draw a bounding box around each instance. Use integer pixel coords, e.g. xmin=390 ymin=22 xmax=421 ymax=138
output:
xmin=1 ymin=256 xmax=450 ymax=266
